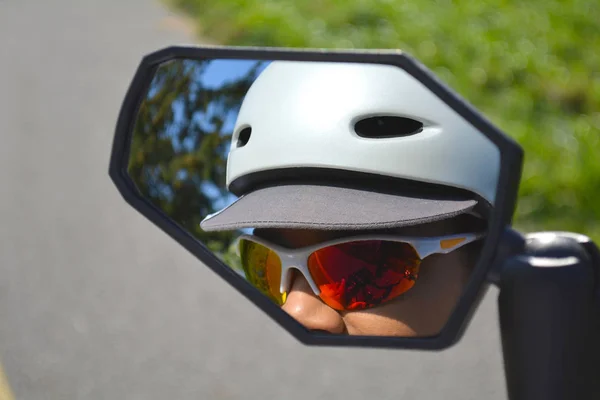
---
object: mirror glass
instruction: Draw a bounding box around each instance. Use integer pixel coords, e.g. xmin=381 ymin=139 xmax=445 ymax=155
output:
xmin=127 ymin=58 xmax=500 ymax=338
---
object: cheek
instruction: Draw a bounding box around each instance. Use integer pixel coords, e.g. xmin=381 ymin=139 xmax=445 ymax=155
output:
xmin=414 ymin=253 xmax=471 ymax=302
xmin=341 ymin=252 xmax=471 ymax=337
xmin=342 ymin=308 xmax=419 ymax=336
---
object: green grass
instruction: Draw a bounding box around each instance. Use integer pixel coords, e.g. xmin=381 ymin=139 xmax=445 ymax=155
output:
xmin=166 ymin=0 xmax=600 ymax=241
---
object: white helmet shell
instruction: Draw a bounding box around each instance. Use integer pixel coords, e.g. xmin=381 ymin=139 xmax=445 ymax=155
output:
xmin=227 ymin=60 xmax=500 ymax=206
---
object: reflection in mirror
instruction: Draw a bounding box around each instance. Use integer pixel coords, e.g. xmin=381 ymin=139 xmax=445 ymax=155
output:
xmin=127 ymin=58 xmax=499 ymax=338
xmin=128 ymin=59 xmax=268 ymax=272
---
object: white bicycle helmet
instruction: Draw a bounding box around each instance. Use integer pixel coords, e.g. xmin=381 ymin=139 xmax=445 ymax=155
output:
xmin=201 ymin=60 xmax=500 ymax=232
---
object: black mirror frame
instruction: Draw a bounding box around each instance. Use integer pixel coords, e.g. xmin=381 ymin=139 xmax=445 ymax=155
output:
xmin=109 ymin=45 xmax=524 ymax=350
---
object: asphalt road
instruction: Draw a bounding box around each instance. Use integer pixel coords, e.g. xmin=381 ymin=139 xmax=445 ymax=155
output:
xmin=0 ymin=0 xmax=508 ymax=399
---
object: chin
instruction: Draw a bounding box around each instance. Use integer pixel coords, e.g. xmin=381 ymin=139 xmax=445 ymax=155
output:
xmin=345 ymin=321 xmax=419 ymax=337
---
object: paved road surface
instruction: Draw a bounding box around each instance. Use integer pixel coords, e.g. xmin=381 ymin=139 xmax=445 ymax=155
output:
xmin=0 ymin=0 xmax=508 ymax=399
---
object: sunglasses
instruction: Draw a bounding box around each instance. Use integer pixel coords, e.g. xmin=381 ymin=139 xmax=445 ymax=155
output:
xmin=235 ymin=232 xmax=485 ymax=311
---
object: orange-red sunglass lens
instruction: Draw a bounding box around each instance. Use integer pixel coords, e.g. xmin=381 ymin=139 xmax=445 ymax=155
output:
xmin=307 ymin=240 xmax=421 ymax=310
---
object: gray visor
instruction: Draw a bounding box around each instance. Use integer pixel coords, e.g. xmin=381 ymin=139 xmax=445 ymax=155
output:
xmin=200 ymin=184 xmax=477 ymax=232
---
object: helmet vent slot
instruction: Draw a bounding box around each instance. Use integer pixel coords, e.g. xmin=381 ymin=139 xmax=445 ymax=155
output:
xmin=236 ymin=127 xmax=252 ymax=147
xmin=354 ymin=116 xmax=424 ymax=139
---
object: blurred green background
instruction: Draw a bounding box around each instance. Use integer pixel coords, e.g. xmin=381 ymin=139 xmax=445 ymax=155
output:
xmin=164 ymin=0 xmax=600 ymax=240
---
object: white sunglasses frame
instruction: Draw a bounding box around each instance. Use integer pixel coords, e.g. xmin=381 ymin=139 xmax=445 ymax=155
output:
xmin=235 ymin=232 xmax=485 ymax=297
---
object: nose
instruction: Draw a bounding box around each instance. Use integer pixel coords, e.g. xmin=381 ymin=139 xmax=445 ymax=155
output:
xmin=281 ymin=270 xmax=346 ymax=334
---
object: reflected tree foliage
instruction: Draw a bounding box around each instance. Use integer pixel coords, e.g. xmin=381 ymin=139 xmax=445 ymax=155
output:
xmin=128 ymin=59 xmax=266 ymax=272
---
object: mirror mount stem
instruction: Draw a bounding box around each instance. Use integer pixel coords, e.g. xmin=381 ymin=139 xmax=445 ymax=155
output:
xmin=493 ymin=230 xmax=600 ymax=400
xmin=486 ymin=227 xmax=527 ymax=286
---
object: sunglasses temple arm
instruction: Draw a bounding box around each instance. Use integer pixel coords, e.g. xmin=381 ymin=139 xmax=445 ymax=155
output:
xmin=466 ymin=233 xmax=486 ymax=245
xmin=433 ymin=233 xmax=485 ymax=255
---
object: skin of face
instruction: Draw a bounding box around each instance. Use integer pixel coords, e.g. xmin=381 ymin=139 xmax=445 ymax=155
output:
xmin=253 ymin=215 xmax=484 ymax=337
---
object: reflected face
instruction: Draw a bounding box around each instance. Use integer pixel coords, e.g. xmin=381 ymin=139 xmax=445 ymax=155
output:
xmin=255 ymin=216 xmax=482 ymax=336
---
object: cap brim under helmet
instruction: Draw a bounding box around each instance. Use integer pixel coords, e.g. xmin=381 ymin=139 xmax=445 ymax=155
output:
xmin=200 ymin=183 xmax=478 ymax=232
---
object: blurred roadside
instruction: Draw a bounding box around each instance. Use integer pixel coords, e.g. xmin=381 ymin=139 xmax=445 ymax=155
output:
xmin=5 ymin=0 xmax=592 ymax=399
xmin=0 ymin=365 xmax=15 ymax=400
